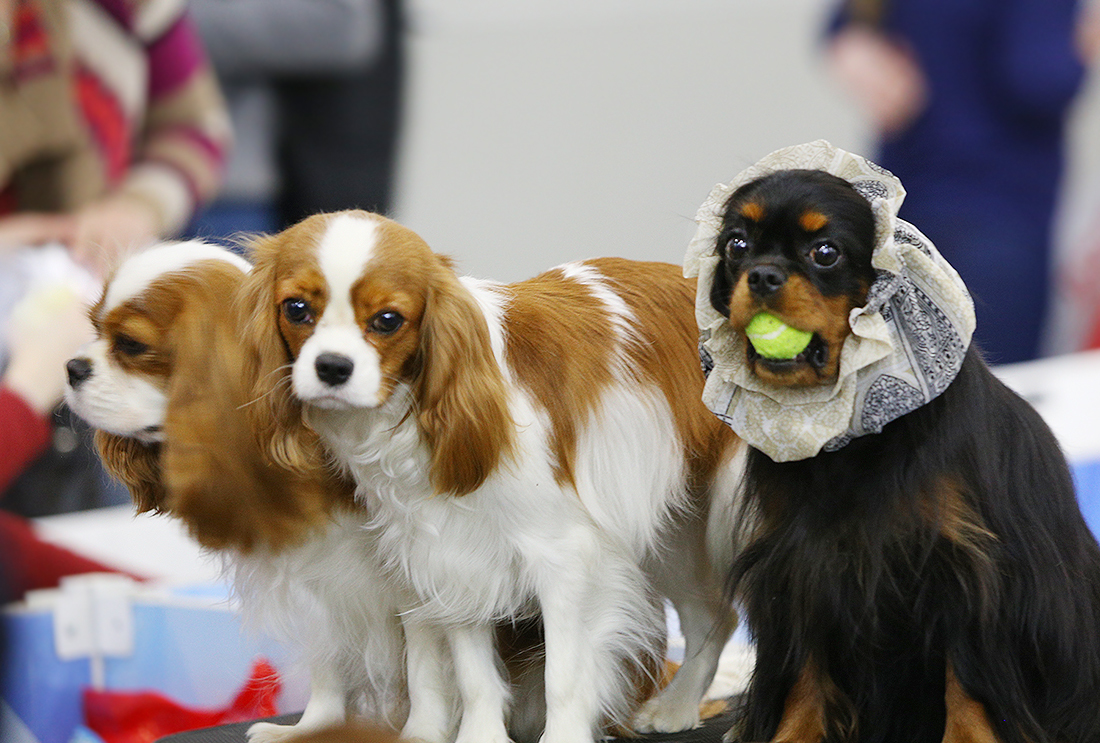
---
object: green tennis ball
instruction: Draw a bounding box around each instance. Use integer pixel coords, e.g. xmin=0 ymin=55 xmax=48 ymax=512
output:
xmin=745 ymin=312 xmax=813 ymax=359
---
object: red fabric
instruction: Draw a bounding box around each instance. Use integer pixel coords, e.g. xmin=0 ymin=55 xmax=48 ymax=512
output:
xmin=1087 ymin=306 xmax=1100 ymax=350
xmin=74 ymin=63 xmax=131 ymax=185
xmin=0 ymin=386 xmax=53 ymax=495
xmin=0 ymin=185 xmax=17 ymax=215
xmin=84 ymin=659 xmax=281 ymax=743
xmin=10 ymin=0 xmax=55 ymax=81
xmin=0 ymin=511 xmax=145 ymax=600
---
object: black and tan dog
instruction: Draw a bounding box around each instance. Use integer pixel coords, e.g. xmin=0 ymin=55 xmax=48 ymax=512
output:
xmin=708 ymin=169 xmax=1100 ymax=743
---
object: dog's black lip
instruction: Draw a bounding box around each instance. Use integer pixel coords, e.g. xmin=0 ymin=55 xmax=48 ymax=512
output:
xmin=747 ymin=334 xmax=830 ymax=373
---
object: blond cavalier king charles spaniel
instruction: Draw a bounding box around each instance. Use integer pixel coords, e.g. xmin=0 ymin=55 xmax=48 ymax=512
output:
xmin=64 ymin=242 xmax=408 ymax=743
xmin=238 ymin=211 xmax=746 ymax=743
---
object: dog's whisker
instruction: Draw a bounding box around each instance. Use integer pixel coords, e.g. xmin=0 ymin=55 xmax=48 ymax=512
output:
xmin=237 ymin=365 xmax=296 ymax=411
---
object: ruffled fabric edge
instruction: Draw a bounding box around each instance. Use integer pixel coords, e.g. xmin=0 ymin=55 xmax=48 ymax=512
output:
xmin=684 ymin=140 xmax=975 ymax=462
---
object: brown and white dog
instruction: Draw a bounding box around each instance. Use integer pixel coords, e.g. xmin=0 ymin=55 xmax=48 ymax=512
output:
xmin=238 ymin=211 xmax=745 ymax=743
xmin=63 ymin=242 xmax=409 ymax=743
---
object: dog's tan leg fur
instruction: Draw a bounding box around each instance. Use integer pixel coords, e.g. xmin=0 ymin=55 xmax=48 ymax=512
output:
xmin=770 ymin=662 xmax=828 ymax=743
xmin=942 ymin=663 xmax=1000 ymax=743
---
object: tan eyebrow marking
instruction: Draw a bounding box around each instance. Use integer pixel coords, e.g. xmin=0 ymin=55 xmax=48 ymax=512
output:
xmin=740 ymin=202 xmax=765 ymax=222
xmin=799 ymin=210 xmax=829 ymax=232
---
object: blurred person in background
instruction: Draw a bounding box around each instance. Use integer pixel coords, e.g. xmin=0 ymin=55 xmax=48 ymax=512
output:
xmin=0 ymin=0 xmax=230 ymax=272
xmin=188 ymin=0 xmax=405 ymax=239
xmin=1 ymin=285 xmax=91 ymax=499
xmin=826 ymin=0 xmax=1098 ymax=364
xmin=0 ymin=285 xmax=135 ymax=598
xmin=0 ymin=0 xmax=230 ymax=516
xmin=1065 ymin=1 xmax=1100 ymax=352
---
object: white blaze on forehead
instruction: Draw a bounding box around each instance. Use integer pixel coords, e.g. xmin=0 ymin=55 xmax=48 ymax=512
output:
xmin=103 ymin=241 xmax=251 ymax=313
xmin=317 ymin=214 xmax=380 ymax=325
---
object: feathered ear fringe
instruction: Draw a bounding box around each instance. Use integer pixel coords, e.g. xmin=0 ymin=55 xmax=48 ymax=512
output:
xmin=238 ymin=233 xmax=323 ymax=475
xmin=415 ymin=261 xmax=515 ymax=496
xmin=94 ymin=430 xmax=166 ymax=513
xmin=159 ymin=266 xmax=336 ymax=553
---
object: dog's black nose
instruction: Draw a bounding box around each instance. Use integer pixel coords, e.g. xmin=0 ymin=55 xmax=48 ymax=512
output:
xmin=747 ymin=265 xmax=787 ymax=297
xmin=66 ymin=358 xmax=93 ymax=388
xmin=315 ymin=352 xmax=355 ymax=387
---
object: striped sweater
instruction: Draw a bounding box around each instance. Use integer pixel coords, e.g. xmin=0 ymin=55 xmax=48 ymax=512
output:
xmin=0 ymin=0 xmax=230 ymax=235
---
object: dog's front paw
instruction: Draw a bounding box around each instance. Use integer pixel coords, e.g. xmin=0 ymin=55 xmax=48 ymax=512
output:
xmin=455 ymin=727 xmax=510 ymax=743
xmin=538 ymin=718 xmax=598 ymax=743
xmin=631 ymin=695 xmax=703 ymax=734
xmin=247 ymin=721 xmax=303 ymax=743
xmin=399 ymin=722 xmax=450 ymax=743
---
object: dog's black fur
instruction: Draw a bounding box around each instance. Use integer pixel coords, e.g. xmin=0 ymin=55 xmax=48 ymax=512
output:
xmin=710 ymin=169 xmax=876 ymax=322
xmin=710 ymin=170 xmax=1100 ymax=743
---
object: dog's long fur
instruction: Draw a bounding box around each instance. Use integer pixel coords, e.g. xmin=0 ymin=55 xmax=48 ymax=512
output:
xmin=64 ymin=243 xmax=408 ymax=742
xmin=239 ymin=211 xmax=744 ymax=743
xmin=709 ymin=170 xmax=1100 ymax=743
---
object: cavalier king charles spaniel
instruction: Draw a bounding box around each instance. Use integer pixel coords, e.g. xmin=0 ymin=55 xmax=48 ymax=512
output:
xmin=709 ymin=169 xmax=1100 ymax=743
xmin=64 ymin=242 xmax=408 ymax=743
xmin=237 ymin=211 xmax=746 ymax=743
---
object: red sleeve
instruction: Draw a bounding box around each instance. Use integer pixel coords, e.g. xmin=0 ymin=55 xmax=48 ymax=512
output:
xmin=0 ymin=386 xmax=53 ymax=496
xmin=0 ymin=511 xmax=145 ymax=600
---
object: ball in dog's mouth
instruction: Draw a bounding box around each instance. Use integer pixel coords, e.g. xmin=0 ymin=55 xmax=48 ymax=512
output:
xmin=745 ymin=312 xmax=812 ymax=359
xmin=746 ymin=331 xmax=830 ymax=375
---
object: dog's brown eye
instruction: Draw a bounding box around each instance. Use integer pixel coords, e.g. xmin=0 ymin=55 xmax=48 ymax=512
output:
xmin=369 ymin=310 xmax=404 ymax=335
xmin=283 ymin=298 xmax=314 ymax=325
xmin=114 ymin=335 xmax=148 ymax=356
xmin=810 ymin=244 xmax=840 ymax=267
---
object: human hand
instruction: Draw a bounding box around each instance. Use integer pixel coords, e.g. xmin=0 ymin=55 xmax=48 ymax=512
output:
xmin=1 ymin=0 xmax=15 ymax=45
xmin=826 ymin=25 xmax=929 ymax=137
xmin=3 ymin=284 xmax=94 ymax=415
xmin=0 ymin=213 xmax=77 ymax=253
xmin=0 ymin=193 xmax=160 ymax=276
xmin=1078 ymin=4 xmax=1100 ymax=65
xmin=68 ymin=194 xmax=161 ymax=276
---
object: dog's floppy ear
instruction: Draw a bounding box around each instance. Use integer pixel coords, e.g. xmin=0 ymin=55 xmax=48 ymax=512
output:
xmin=415 ymin=260 xmax=515 ymax=496
xmin=709 ymin=245 xmax=735 ymax=319
xmin=94 ymin=430 xmax=166 ymax=513
xmin=238 ymin=233 xmax=321 ymax=474
xmin=160 ymin=266 xmax=330 ymax=552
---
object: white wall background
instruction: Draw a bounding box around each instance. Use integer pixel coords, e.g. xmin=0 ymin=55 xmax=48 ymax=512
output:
xmin=394 ymin=0 xmax=868 ymax=282
xmin=393 ymin=0 xmax=1100 ymax=347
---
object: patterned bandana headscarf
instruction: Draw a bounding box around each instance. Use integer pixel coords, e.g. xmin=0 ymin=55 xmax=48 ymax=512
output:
xmin=683 ymin=140 xmax=976 ymax=462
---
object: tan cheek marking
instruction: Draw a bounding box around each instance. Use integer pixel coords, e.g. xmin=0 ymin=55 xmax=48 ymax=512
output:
xmin=740 ymin=202 xmax=765 ymax=222
xmin=776 ymin=275 xmax=852 ymax=346
xmin=274 ymin=269 xmax=330 ymax=358
xmin=725 ymin=273 xmax=858 ymax=388
xmin=350 ymin=253 xmax=429 ymax=401
xmin=277 ymin=318 xmax=313 ymax=359
xmin=371 ymin=321 xmax=422 ymax=400
xmin=799 ymin=210 xmax=829 ymax=232
xmin=726 ymin=272 xmax=758 ymax=334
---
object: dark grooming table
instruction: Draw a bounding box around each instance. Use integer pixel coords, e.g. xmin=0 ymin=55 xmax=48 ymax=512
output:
xmin=157 ymin=701 xmax=741 ymax=743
